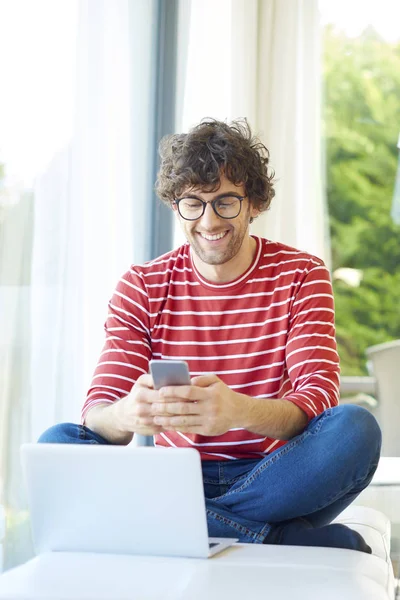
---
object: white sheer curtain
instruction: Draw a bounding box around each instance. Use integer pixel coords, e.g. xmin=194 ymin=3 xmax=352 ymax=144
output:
xmin=0 ymin=0 xmax=79 ymax=568
xmin=177 ymin=0 xmax=329 ymax=264
xmin=30 ymin=0 xmax=158 ymax=441
xmin=0 ymin=0 xmax=163 ymax=570
xmin=231 ymin=0 xmax=329 ymax=264
xmin=1 ymin=0 xmax=325 ymax=571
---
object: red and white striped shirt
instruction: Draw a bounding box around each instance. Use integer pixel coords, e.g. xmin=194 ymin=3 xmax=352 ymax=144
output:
xmin=83 ymin=236 xmax=340 ymax=460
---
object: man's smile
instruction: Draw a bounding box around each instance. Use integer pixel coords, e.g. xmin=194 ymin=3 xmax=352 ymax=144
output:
xmin=198 ymin=230 xmax=230 ymax=242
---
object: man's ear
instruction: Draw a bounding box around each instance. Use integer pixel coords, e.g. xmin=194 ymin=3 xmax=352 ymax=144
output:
xmin=249 ymin=203 xmax=260 ymax=223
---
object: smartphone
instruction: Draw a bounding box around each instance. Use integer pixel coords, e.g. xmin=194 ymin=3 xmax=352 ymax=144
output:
xmin=149 ymin=360 xmax=191 ymax=390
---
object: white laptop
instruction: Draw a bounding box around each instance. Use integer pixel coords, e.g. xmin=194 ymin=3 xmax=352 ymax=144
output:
xmin=20 ymin=444 xmax=237 ymax=559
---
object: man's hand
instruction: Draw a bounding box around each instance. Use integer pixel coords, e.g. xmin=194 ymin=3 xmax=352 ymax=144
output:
xmin=151 ymin=375 xmax=240 ymax=436
xmin=112 ymin=374 xmax=166 ymax=436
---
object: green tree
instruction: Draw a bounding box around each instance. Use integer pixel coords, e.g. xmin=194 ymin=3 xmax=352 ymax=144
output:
xmin=323 ymin=25 xmax=400 ymax=375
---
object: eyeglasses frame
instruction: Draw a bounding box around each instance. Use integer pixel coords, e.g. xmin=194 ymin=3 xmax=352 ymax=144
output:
xmin=172 ymin=194 xmax=247 ymax=221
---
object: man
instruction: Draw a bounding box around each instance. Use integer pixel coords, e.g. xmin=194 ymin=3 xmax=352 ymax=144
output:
xmin=39 ymin=119 xmax=381 ymax=551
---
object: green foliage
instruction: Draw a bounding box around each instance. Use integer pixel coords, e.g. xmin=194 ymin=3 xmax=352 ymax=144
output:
xmin=323 ymin=25 xmax=400 ymax=375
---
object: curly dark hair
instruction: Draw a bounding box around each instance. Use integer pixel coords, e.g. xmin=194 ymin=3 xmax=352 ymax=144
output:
xmin=155 ymin=118 xmax=275 ymax=214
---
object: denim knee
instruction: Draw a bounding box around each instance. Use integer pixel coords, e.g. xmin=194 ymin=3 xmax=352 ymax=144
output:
xmin=335 ymin=404 xmax=382 ymax=460
xmin=37 ymin=422 xmax=82 ymax=444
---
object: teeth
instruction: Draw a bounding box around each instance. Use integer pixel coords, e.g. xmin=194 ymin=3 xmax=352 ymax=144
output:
xmin=200 ymin=231 xmax=227 ymax=241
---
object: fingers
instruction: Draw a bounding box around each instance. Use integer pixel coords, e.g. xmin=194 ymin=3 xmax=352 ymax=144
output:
xmin=136 ymin=373 xmax=155 ymax=389
xmin=158 ymin=384 xmax=208 ymax=402
xmin=151 ymin=401 xmax=201 ymax=417
xmin=153 ymin=415 xmax=203 ymax=430
xmin=130 ymin=375 xmax=219 ymax=435
xmin=127 ymin=405 xmax=165 ymax=435
xmin=135 ymin=383 xmax=159 ymax=404
xmin=190 ymin=374 xmax=220 ymax=387
xmin=152 ymin=374 xmax=220 ymax=401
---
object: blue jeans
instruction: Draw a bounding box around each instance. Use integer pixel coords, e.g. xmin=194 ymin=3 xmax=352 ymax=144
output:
xmin=38 ymin=404 xmax=381 ymax=544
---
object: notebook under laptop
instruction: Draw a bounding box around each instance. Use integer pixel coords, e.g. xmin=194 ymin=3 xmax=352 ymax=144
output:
xmin=20 ymin=444 xmax=237 ymax=559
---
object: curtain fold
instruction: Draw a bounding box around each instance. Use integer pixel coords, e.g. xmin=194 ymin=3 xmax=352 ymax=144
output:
xmin=231 ymin=0 xmax=330 ymax=264
xmin=0 ymin=0 xmax=79 ymax=569
xmin=29 ymin=0 xmax=168 ymax=440
xmin=178 ymin=0 xmax=329 ymax=263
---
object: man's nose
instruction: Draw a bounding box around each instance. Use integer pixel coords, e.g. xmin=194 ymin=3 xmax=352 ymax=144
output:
xmin=199 ymin=202 xmax=221 ymax=228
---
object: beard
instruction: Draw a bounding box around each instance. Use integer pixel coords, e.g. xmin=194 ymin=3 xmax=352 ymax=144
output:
xmin=186 ymin=207 xmax=251 ymax=267
xmin=189 ymin=229 xmax=246 ymax=265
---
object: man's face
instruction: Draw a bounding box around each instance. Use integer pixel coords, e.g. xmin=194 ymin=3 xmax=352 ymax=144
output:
xmin=173 ymin=174 xmax=259 ymax=268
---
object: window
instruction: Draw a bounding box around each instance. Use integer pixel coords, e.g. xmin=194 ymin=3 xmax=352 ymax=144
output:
xmin=320 ymin=0 xmax=400 ymax=375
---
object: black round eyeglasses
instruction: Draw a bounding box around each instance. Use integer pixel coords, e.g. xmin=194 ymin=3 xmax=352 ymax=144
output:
xmin=173 ymin=195 xmax=246 ymax=221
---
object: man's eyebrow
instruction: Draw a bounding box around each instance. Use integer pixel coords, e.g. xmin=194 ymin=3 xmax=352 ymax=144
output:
xmin=178 ymin=192 xmax=242 ymax=200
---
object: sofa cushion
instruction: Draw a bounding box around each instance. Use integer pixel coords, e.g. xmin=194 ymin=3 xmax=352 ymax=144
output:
xmin=0 ymin=544 xmax=395 ymax=600
xmin=0 ymin=506 xmax=395 ymax=599
xmin=333 ymin=505 xmax=391 ymax=562
xmin=372 ymin=458 xmax=400 ymax=485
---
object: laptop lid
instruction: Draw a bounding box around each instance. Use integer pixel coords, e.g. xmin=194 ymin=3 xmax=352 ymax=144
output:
xmin=21 ymin=444 xmax=221 ymax=559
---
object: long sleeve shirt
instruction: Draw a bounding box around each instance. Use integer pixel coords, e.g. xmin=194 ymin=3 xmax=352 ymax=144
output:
xmin=82 ymin=236 xmax=340 ymax=460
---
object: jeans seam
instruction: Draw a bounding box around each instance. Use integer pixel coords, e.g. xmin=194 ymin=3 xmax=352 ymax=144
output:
xmin=203 ymin=473 xmax=248 ymax=485
xmin=259 ymin=522 xmax=271 ymax=542
xmin=216 ymin=434 xmax=307 ymax=498
xmin=206 ymin=509 xmax=266 ymax=543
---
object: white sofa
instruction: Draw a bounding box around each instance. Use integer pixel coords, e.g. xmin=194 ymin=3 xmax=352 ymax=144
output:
xmin=0 ymin=458 xmax=398 ymax=598
xmin=0 ymin=504 xmax=395 ymax=600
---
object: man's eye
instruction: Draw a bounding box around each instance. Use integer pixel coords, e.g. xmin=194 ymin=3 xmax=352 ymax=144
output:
xmin=217 ymin=198 xmax=237 ymax=208
xmin=183 ymin=201 xmax=202 ymax=209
